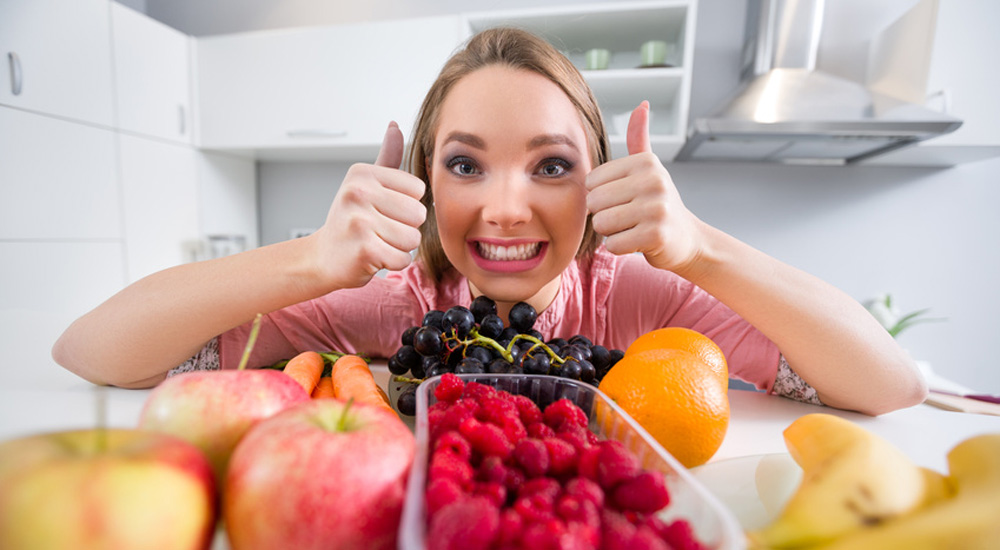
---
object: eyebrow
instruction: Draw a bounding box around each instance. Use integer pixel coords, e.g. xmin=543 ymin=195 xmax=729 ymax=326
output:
xmin=442 ymin=132 xmax=486 ymax=150
xmin=527 ymin=133 xmax=580 ymax=152
xmin=441 ymin=131 xmax=581 ymax=152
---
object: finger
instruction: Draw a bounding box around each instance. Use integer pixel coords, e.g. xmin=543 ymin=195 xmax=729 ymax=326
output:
xmin=626 ymin=101 xmax=652 ymax=156
xmin=374 ymin=121 xmax=405 ymax=169
xmin=373 ymin=216 xmax=424 ymax=258
xmin=590 ymin=201 xmax=638 ymax=239
xmin=371 ymin=187 xmax=427 ymax=229
xmin=373 ymin=166 xmax=426 ymax=201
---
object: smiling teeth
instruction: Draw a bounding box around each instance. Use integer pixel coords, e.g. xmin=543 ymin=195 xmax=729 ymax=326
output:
xmin=477 ymin=242 xmax=541 ymax=261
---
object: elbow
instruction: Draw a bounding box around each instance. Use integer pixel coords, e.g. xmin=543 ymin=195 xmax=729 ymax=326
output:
xmin=851 ymin=365 xmax=931 ymax=417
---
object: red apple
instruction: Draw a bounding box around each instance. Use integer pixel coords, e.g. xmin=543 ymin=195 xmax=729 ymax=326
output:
xmin=139 ymin=369 xmax=310 ymax=480
xmin=0 ymin=428 xmax=216 ymax=550
xmin=224 ymin=398 xmax=416 ymax=550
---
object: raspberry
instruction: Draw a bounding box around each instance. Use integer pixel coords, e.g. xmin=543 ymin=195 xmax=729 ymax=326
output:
xmin=512 ymin=437 xmax=550 ymax=478
xmin=476 ymin=454 xmax=505 ymax=481
xmin=496 ymin=508 xmax=525 ymax=547
xmin=434 ymin=430 xmax=472 ymax=461
xmin=511 ymin=394 xmax=543 ymax=425
xmin=556 ymin=423 xmax=593 ymax=452
xmin=576 ymin=445 xmax=601 ymax=481
xmin=427 ymin=496 xmax=500 ymax=550
xmin=476 ymin=396 xmax=519 ymax=425
xmin=555 ymin=494 xmax=600 ymax=529
xmin=543 ymin=398 xmax=588 ymax=431
xmin=610 ymin=471 xmax=671 ymax=513
xmin=434 ymin=373 xmax=465 ymax=403
xmin=527 ymin=421 xmax=556 ymax=440
xmin=499 ymin=415 xmax=528 ymax=446
xmin=513 ymin=493 xmax=556 ymax=524
xmin=521 ymin=518 xmax=566 ymax=550
xmin=519 ymin=477 xmax=562 ymax=501
xmin=661 ymin=519 xmax=706 ymax=550
xmin=543 ymin=437 xmax=578 ymax=477
xmin=595 ymin=440 xmax=641 ymax=490
xmin=430 ymin=399 xmax=480 ymax=441
xmin=473 ymin=481 xmax=507 ymax=508
xmin=601 ymin=509 xmax=637 ymax=550
xmin=563 ymin=477 xmax=605 ymax=509
xmin=462 ymin=381 xmax=498 ymax=402
xmin=425 ymin=477 xmax=465 ymax=517
xmin=459 ymin=416 xmax=514 ymax=459
xmin=429 ymin=449 xmax=474 ymax=488
xmin=630 ymin=525 xmax=671 ymax=550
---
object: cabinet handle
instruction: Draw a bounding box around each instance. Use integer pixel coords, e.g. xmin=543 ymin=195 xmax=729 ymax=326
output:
xmin=286 ymin=129 xmax=348 ymax=138
xmin=8 ymin=52 xmax=22 ymax=96
xmin=178 ymin=104 xmax=186 ymax=135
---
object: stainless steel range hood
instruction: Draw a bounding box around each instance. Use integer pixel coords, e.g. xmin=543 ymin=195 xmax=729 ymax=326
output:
xmin=674 ymin=0 xmax=962 ymax=164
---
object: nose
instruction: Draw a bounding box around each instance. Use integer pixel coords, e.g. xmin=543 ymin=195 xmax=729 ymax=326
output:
xmin=480 ymin=171 xmax=532 ymax=230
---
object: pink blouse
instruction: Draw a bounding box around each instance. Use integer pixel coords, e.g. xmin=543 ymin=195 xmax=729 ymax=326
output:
xmin=216 ymin=246 xmax=783 ymax=392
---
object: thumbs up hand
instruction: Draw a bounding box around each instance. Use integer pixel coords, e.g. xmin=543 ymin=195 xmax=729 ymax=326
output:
xmin=585 ymin=102 xmax=702 ymax=273
xmin=311 ymin=121 xmax=427 ymax=291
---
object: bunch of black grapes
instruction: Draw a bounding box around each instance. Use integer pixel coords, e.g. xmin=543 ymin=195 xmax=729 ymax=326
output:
xmin=390 ymin=296 xmax=624 ymax=415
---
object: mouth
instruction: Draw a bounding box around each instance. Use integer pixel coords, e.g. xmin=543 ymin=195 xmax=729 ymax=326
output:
xmin=468 ymin=240 xmax=547 ymax=273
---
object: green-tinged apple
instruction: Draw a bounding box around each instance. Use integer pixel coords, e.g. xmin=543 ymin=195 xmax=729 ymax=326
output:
xmin=139 ymin=369 xmax=310 ymax=480
xmin=224 ymin=399 xmax=416 ymax=550
xmin=0 ymin=428 xmax=216 ymax=550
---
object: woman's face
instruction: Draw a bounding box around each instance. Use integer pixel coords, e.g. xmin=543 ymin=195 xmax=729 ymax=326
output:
xmin=429 ymin=66 xmax=592 ymax=315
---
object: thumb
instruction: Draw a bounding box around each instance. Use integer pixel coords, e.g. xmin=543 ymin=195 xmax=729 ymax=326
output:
xmin=626 ymin=101 xmax=652 ymax=156
xmin=374 ymin=121 xmax=405 ymax=168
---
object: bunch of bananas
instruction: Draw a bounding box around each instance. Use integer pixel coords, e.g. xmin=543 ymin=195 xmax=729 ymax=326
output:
xmin=748 ymin=413 xmax=1000 ymax=549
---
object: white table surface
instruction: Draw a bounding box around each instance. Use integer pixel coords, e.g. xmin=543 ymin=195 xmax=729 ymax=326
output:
xmin=3 ymin=364 xmax=998 ymax=474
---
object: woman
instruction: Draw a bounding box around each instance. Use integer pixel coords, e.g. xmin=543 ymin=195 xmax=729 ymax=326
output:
xmin=53 ymin=28 xmax=927 ymax=415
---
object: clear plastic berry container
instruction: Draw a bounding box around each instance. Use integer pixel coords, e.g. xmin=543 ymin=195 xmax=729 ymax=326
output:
xmin=398 ymin=374 xmax=744 ymax=550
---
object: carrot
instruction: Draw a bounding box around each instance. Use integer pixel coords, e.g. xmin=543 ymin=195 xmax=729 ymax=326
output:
xmin=311 ymin=376 xmax=335 ymax=399
xmin=330 ymin=354 xmax=394 ymax=414
xmin=283 ymin=351 xmax=324 ymax=394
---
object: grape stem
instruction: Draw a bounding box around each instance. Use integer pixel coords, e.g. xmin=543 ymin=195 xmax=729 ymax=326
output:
xmin=443 ymin=328 xmax=567 ymax=368
xmin=393 ymin=375 xmax=425 ymax=384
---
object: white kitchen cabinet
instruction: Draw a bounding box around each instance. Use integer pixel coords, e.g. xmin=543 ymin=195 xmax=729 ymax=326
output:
xmin=111 ymin=1 xmax=193 ymax=144
xmin=118 ymin=134 xmax=201 ymax=282
xmin=464 ymin=1 xmax=698 ymax=161
xmin=0 ymin=106 xmax=121 ymax=240
xmin=0 ymin=0 xmax=115 ymax=128
xmin=862 ymin=0 xmax=1000 ymax=166
xmin=197 ymin=151 xmax=259 ymax=251
xmin=0 ymin=242 xmax=126 ymax=389
xmin=196 ymin=15 xmax=463 ymax=161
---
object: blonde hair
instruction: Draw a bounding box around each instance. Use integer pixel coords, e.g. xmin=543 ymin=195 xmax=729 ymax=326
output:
xmin=407 ymin=27 xmax=609 ymax=282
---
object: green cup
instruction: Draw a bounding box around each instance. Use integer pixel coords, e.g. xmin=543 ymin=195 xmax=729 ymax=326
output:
xmin=584 ymin=48 xmax=610 ymax=70
xmin=640 ymin=40 xmax=671 ymax=67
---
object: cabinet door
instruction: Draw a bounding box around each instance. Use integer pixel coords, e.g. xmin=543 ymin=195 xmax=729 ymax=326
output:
xmin=197 ymin=151 xmax=259 ymax=251
xmin=0 ymin=0 xmax=115 ymax=127
xmin=118 ymin=134 xmax=200 ymax=282
xmin=196 ymin=16 xmax=461 ymax=157
xmin=0 ymin=106 xmax=121 ymax=240
xmin=111 ymin=2 xmax=192 ymax=144
xmin=0 ymin=242 xmax=125 ymax=389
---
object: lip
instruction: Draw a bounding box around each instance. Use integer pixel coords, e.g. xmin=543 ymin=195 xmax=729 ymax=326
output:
xmin=468 ymin=239 xmax=547 ymax=273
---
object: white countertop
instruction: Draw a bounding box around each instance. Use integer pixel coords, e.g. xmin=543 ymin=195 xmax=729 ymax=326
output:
xmin=3 ymin=364 xmax=999 ymax=474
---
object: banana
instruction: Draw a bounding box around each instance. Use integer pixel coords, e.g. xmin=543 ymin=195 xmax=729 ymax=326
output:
xmin=803 ymin=433 xmax=1000 ymax=550
xmin=747 ymin=413 xmax=934 ymax=548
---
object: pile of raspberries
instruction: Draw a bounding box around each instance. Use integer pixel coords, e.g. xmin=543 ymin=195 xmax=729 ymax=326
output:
xmin=423 ymin=373 xmax=706 ymax=550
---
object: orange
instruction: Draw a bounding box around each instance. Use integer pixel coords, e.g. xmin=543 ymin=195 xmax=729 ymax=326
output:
xmin=625 ymin=327 xmax=728 ymax=384
xmin=598 ymin=348 xmax=729 ymax=468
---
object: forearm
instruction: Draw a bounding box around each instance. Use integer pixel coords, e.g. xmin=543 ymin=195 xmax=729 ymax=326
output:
xmin=53 ymin=235 xmax=329 ymax=388
xmin=675 ymin=221 xmax=928 ymax=415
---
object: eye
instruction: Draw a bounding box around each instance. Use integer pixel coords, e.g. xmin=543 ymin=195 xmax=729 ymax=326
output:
xmin=537 ymin=158 xmax=573 ymax=178
xmin=445 ymin=156 xmax=479 ymax=177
